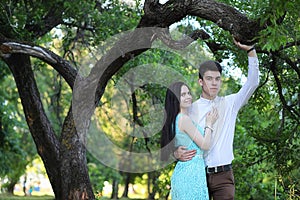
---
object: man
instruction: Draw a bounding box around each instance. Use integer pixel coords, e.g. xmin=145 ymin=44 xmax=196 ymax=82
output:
xmin=174 ymin=38 xmax=259 ymax=200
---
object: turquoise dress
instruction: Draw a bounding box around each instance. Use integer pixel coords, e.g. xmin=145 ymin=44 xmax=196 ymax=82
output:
xmin=171 ymin=113 xmax=209 ymax=200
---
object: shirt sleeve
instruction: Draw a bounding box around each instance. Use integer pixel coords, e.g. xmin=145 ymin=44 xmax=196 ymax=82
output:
xmin=233 ymin=57 xmax=260 ymax=111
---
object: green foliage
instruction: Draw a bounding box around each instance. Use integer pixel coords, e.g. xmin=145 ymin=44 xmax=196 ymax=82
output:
xmin=257 ymin=1 xmax=300 ymax=51
xmin=88 ymin=162 xmax=121 ymax=194
xmin=152 ymin=165 xmax=174 ymax=199
xmin=32 ymin=58 xmax=72 ymax=134
xmin=0 ymin=64 xmax=36 ymax=192
xmin=219 ymin=0 xmax=300 ymax=51
xmin=234 ymin=63 xmax=300 ymax=199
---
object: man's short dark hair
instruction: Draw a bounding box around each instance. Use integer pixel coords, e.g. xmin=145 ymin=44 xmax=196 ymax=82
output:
xmin=198 ymin=60 xmax=223 ymax=79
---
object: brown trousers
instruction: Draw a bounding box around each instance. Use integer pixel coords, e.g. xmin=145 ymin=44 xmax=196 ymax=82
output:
xmin=206 ymin=170 xmax=235 ymax=200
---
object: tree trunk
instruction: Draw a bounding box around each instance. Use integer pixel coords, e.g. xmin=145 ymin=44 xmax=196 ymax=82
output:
xmin=59 ymin=109 xmax=94 ymax=200
xmin=7 ymin=180 xmax=17 ymax=194
xmin=122 ymin=173 xmax=130 ymax=198
xmin=5 ymin=54 xmax=94 ymax=199
xmin=147 ymin=172 xmax=159 ymax=200
xmin=111 ymin=179 xmax=119 ymax=199
xmin=23 ymin=175 xmax=27 ymax=196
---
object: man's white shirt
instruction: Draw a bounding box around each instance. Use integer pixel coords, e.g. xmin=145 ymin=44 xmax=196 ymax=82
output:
xmin=189 ymin=57 xmax=259 ymax=168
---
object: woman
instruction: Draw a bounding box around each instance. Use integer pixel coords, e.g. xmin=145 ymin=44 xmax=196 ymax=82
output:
xmin=161 ymin=81 xmax=218 ymax=200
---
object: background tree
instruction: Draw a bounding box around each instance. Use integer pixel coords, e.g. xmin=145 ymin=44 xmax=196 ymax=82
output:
xmin=0 ymin=0 xmax=299 ymax=199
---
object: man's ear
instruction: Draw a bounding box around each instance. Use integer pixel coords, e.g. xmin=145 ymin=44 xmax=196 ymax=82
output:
xmin=198 ymin=79 xmax=203 ymax=86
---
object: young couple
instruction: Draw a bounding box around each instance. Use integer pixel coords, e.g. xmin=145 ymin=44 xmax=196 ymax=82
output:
xmin=161 ymin=39 xmax=259 ymax=200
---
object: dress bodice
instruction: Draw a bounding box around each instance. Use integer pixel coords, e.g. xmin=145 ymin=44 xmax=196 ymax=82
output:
xmin=175 ymin=113 xmax=205 ymax=155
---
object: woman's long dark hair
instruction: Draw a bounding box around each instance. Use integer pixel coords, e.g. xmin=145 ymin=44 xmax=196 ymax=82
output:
xmin=160 ymin=81 xmax=187 ymax=161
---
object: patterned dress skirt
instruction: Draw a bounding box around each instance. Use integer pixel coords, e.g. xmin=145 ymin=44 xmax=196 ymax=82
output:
xmin=171 ymin=154 xmax=209 ymax=200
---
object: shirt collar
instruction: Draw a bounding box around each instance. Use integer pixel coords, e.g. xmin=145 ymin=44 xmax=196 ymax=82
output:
xmin=199 ymin=96 xmax=221 ymax=104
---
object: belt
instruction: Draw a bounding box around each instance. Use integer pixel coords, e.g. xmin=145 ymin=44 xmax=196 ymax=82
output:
xmin=206 ymin=164 xmax=232 ymax=174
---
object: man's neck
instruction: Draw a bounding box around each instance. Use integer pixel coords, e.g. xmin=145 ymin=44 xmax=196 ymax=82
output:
xmin=201 ymin=94 xmax=217 ymax=100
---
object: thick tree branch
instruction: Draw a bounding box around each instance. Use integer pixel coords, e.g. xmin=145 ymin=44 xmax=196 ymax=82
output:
xmin=0 ymin=42 xmax=78 ymax=88
xmin=3 ymin=53 xmax=62 ymax=196
xmin=140 ymin=0 xmax=188 ymax=27
xmin=140 ymin=0 xmax=262 ymax=44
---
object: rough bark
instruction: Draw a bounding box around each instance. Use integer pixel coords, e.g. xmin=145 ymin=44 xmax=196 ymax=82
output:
xmin=4 ymin=53 xmax=62 ymax=197
xmin=140 ymin=0 xmax=261 ymax=44
xmin=3 ymin=53 xmax=94 ymax=199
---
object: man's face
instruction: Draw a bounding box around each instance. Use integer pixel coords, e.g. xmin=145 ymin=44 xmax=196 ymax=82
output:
xmin=198 ymin=70 xmax=222 ymax=99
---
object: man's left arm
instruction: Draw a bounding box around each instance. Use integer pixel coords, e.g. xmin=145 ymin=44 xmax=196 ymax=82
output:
xmin=233 ymin=39 xmax=260 ymax=109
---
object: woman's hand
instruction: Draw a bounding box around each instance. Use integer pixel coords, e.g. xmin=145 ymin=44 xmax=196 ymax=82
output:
xmin=205 ymin=107 xmax=218 ymax=127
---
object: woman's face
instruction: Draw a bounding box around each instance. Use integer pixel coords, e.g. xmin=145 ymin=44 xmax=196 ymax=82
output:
xmin=180 ymin=85 xmax=192 ymax=109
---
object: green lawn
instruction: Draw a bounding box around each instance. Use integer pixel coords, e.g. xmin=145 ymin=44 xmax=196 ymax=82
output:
xmin=0 ymin=194 xmax=54 ymax=200
xmin=0 ymin=194 xmax=145 ymax=200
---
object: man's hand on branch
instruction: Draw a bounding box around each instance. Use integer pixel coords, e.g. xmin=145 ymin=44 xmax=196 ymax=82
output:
xmin=233 ymin=37 xmax=257 ymax=57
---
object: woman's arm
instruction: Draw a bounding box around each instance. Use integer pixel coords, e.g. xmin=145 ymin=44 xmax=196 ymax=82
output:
xmin=178 ymin=108 xmax=218 ymax=150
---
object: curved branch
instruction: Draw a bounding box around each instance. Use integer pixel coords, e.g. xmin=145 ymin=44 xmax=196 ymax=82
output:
xmin=256 ymin=67 xmax=270 ymax=92
xmin=140 ymin=0 xmax=262 ymax=44
xmin=25 ymin=2 xmax=64 ymax=37
xmin=155 ymin=28 xmax=208 ymax=50
xmin=275 ymin=52 xmax=300 ymax=79
xmin=1 ymin=42 xmax=57 ymax=63
xmin=281 ymin=40 xmax=300 ymax=50
xmin=0 ymin=42 xmax=78 ymax=89
xmin=154 ymin=27 xmax=223 ymax=54
xmin=270 ymin=54 xmax=300 ymax=119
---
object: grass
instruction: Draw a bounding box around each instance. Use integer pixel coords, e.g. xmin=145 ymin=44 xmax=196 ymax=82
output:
xmin=0 ymin=194 xmax=54 ymax=200
xmin=0 ymin=194 xmax=146 ymax=200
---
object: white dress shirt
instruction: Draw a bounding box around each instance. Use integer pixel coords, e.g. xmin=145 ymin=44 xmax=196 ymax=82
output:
xmin=189 ymin=57 xmax=259 ymax=168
